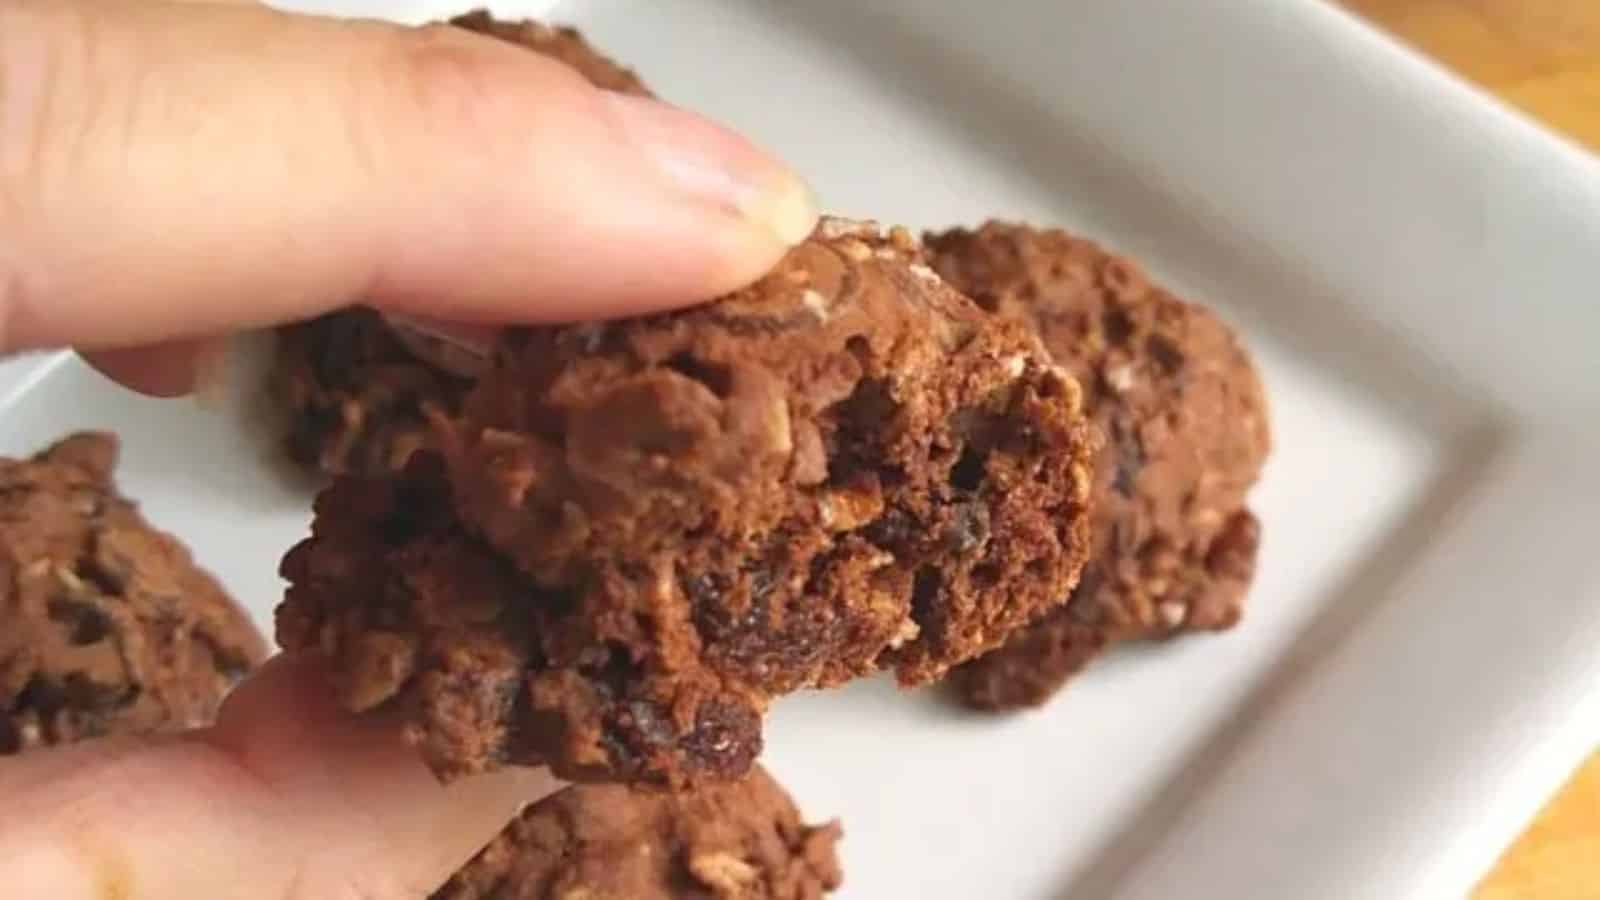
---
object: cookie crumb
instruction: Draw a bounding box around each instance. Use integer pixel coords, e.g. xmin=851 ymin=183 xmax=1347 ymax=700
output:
xmin=689 ymin=852 xmax=758 ymax=894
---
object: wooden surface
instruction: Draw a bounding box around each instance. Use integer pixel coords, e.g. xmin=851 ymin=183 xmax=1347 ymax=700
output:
xmin=1344 ymin=1 xmax=1600 ymax=150
xmin=1338 ymin=2 xmax=1600 ymax=897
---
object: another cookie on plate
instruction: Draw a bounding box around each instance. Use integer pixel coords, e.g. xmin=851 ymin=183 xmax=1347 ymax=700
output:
xmin=436 ymin=765 xmax=841 ymax=900
xmin=926 ymin=222 xmax=1270 ymax=710
xmin=0 ymin=432 xmax=267 ymax=752
xmin=278 ymin=219 xmax=1096 ymax=786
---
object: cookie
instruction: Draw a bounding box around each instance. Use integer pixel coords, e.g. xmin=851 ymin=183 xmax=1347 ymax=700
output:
xmin=278 ymin=218 xmax=1096 ymax=785
xmin=0 ymin=432 xmax=267 ymax=752
xmin=435 ymin=766 xmax=842 ymax=900
xmin=926 ymin=222 xmax=1270 ymax=710
xmin=270 ymin=11 xmax=650 ymax=477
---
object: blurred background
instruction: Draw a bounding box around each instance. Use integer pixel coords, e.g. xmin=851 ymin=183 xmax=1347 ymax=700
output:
xmin=1342 ymin=2 xmax=1599 ymax=898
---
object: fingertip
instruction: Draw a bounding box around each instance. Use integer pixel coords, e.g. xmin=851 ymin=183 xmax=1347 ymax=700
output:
xmin=599 ymin=89 xmax=819 ymax=271
xmin=361 ymin=37 xmax=819 ymax=324
xmin=78 ymin=338 xmax=227 ymax=398
xmin=702 ymin=180 xmax=819 ymax=297
xmin=741 ymin=166 xmax=820 ymax=251
xmin=205 ymin=651 xmax=567 ymax=894
xmin=486 ymin=763 xmax=566 ymax=810
xmin=211 ymin=652 xmax=332 ymax=733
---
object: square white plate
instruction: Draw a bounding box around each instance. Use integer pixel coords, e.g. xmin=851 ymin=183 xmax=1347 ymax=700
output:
xmin=4 ymin=1 xmax=1599 ymax=897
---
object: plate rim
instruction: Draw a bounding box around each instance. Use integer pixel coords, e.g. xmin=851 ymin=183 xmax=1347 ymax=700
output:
xmin=1071 ymin=0 xmax=1600 ymax=895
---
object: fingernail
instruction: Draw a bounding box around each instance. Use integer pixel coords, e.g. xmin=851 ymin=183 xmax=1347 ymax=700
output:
xmin=605 ymin=93 xmax=818 ymax=247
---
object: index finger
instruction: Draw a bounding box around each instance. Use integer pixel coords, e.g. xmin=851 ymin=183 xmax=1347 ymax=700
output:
xmin=0 ymin=0 xmax=814 ymax=354
xmin=0 ymin=653 xmax=566 ymax=899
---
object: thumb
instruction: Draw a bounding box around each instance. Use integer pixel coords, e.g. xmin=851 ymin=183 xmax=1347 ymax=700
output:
xmin=0 ymin=653 xmax=564 ymax=899
xmin=0 ymin=0 xmax=816 ymax=354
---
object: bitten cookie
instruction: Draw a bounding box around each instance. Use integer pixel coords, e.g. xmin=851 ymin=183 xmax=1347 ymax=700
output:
xmin=270 ymin=11 xmax=651 ymax=477
xmin=0 ymin=432 xmax=267 ymax=753
xmin=278 ymin=219 xmax=1096 ymax=785
xmin=926 ymin=222 xmax=1270 ymax=710
xmin=435 ymin=766 xmax=842 ymax=900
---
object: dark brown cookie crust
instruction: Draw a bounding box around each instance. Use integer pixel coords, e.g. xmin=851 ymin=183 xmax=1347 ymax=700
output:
xmin=448 ymin=10 xmax=654 ymax=98
xmin=0 ymin=433 xmax=267 ymax=753
xmin=927 ymin=223 xmax=1270 ymax=710
xmin=270 ymin=12 xmax=649 ymax=478
xmin=434 ymin=766 xmax=842 ymax=900
xmin=278 ymin=219 xmax=1095 ymax=786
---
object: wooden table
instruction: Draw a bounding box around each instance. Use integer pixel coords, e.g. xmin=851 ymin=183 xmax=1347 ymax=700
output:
xmin=1338 ymin=2 xmax=1600 ymax=896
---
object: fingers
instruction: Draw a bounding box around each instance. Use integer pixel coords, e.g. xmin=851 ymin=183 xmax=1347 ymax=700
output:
xmin=79 ymin=338 xmax=223 ymax=397
xmin=0 ymin=0 xmax=816 ymax=356
xmin=0 ymin=653 xmax=563 ymax=899
xmin=208 ymin=653 xmax=562 ymax=896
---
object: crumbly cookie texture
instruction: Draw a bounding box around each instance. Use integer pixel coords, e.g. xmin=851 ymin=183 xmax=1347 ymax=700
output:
xmin=273 ymin=308 xmax=476 ymax=477
xmin=0 ymin=432 xmax=267 ymax=752
xmin=434 ymin=766 xmax=842 ymax=900
xmin=277 ymin=219 xmax=1095 ymax=785
xmin=926 ymin=222 xmax=1270 ymax=710
xmin=270 ymin=11 xmax=649 ymax=477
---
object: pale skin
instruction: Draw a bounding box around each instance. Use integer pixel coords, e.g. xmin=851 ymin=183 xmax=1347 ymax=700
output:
xmin=0 ymin=1 xmax=817 ymax=896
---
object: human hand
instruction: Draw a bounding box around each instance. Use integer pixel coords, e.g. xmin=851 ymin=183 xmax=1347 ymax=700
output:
xmin=0 ymin=0 xmax=814 ymax=392
xmin=0 ymin=0 xmax=815 ymax=896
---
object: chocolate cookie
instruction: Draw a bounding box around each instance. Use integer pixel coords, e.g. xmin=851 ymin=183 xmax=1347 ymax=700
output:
xmin=0 ymin=433 xmax=267 ymax=753
xmin=271 ymin=11 xmax=650 ymax=477
xmin=926 ymin=222 xmax=1270 ymax=710
xmin=278 ymin=219 xmax=1096 ymax=785
xmin=435 ymin=766 xmax=842 ymax=900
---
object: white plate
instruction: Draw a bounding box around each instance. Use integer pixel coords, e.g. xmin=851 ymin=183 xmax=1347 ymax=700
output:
xmin=5 ymin=1 xmax=1599 ymax=897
